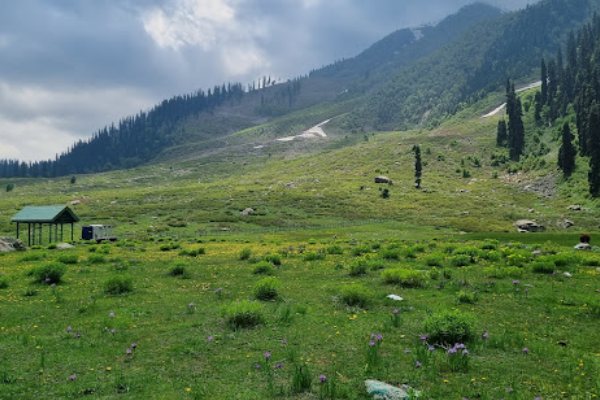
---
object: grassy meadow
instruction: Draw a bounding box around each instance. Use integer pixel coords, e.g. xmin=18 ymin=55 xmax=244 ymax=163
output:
xmin=0 ymin=102 xmax=599 ymax=399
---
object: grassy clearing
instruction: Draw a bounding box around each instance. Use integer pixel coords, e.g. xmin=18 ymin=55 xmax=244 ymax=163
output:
xmin=0 ymin=236 xmax=598 ymax=399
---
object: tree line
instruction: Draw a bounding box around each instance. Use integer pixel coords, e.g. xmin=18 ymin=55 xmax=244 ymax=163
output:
xmin=0 ymin=83 xmax=245 ymax=178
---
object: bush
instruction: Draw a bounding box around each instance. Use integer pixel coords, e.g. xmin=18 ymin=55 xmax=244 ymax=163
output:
xmin=253 ymin=277 xmax=280 ymax=301
xmin=351 ymin=245 xmax=371 ymax=257
xmin=348 ymin=261 xmax=368 ymax=277
xmin=20 ymin=253 xmax=45 ymax=262
xmin=448 ymin=255 xmax=472 ymax=267
xmin=339 ymin=284 xmax=371 ymax=308
xmin=291 ymin=363 xmax=312 ymax=394
xmin=381 ymin=268 xmax=428 ymax=288
xmin=104 ymin=276 xmax=133 ymax=295
xmin=224 ymin=300 xmax=265 ymax=330
xmin=381 ymin=249 xmax=401 ymax=260
xmin=326 ymin=245 xmax=344 ymax=255
xmin=424 ymin=253 xmax=444 ymax=267
xmin=87 ymin=254 xmax=106 ymax=264
xmin=168 ymin=264 xmax=187 ymax=277
xmin=252 ymin=261 xmax=275 ymax=275
xmin=264 ymin=254 xmax=282 ymax=266
xmin=29 ymin=262 xmax=66 ymax=284
xmin=0 ymin=277 xmax=8 ymax=289
xmin=159 ymin=242 xmax=180 ymax=251
xmin=483 ymin=266 xmax=523 ymax=279
xmin=424 ymin=310 xmax=475 ymax=345
xmin=239 ymin=248 xmax=252 ymax=260
xmin=57 ymin=254 xmax=78 ymax=264
xmin=303 ymin=252 xmax=325 ymax=261
xmin=531 ymin=261 xmax=555 ymax=274
xmin=456 ymin=290 xmax=478 ymax=304
xmin=179 ymin=247 xmax=205 ymax=257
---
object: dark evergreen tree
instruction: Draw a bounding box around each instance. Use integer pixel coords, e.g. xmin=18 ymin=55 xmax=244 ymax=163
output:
xmin=588 ymin=104 xmax=600 ymax=197
xmin=413 ymin=144 xmax=422 ymax=189
xmin=496 ymin=119 xmax=508 ymax=146
xmin=558 ymin=122 xmax=576 ymax=177
xmin=541 ymin=58 xmax=548 ymax=105
xmin=534 ymin=92 xmax=543 ymax=124
xmin=506 ymin=81 xmax=525 ymax=161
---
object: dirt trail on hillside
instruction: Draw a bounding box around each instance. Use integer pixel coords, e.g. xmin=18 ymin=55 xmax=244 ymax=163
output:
xmin=481 ymin=81 xmax=542 ymax=118
xmin=276 ymin=119 xmax=330 ymax=142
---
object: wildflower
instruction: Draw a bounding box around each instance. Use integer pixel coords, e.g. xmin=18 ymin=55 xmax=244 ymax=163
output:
xmin=522 ymin=347 xmax=529 ymax=354
xmin=74 ymin=332 xmax=81 ymax=339
xmin=319 ymin=374 xmax=327 ymax=383
xmin=428 ymin=345 xmax=435 ymax=352
xmin=207 ymin=335 xmax=214 ymax=342
xmin=131 ymin=342 xmax=137 ymax=349
xmin=481 ymin=330 xmax=489 ymax=340
xmin=275 ymin=362 xmax=284 ymax=369
xmin=415 ymin=360 xmax=422 ymax=369
xmin=369 ymin=340 xmax=376 ymax=347
xmin=263 ymin=351 xmax=271 ymax=361
xmin=280 ymin=338 xmax=288 ymax=346
xmin=66 ymin=325 xmax=73 ymax=333
xmin=392 ymin=308 xmax=400 ymax=315
xmin=254 ymin=363 xmax=261 ymax=370
xmin=419 ymin=334 xmax=429 ymax=342
xmin=108 ymin=311 xmax=115 ymax=318
xmin=68 ymin=373 xmax=77 ymax=381
xmin=126 ymin=348 xmax=133 ymax=356
xmin=376 ymin=333 xmax=383 ymax=342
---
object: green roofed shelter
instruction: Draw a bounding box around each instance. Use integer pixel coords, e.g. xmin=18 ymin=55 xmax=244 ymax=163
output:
xmin=11 ymin=205 xmax=80 ymax=245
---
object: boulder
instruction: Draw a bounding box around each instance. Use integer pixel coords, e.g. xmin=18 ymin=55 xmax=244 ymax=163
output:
xmin=69 ymin=200 xmax=81 ymax=206
xmin=561 ymin=219 xmax=575 ymax=229
xmin=56 ymin=243 xmax=75 ymax=250
xmin=574 ymin=243 xmax=592 ymax=251
xmin=515 ymin=220 xmax=545 ymax=233
xmin=568 ymin=204 xmax=583 ymax=211
xmin=240 ymin=208 xmax=255 ymax=216
xmin=374 ymin=176 xmax=393 ymax=184
xmin=365 ymin=380 xmax=420 ymax=400
xmin=0 ymin=237 xmax=26 ymax=253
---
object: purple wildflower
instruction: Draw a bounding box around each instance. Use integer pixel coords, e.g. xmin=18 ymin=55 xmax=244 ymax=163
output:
xmin=275 ymin=362 xmax=284 ymax=370
xmin=263 ymin=351 xmax=271 ymax=361
xmin=522 ymin=347 xmax=529 ymax=354
xmin=254 ymin=363 xmax=261 ymax=370
xmin=419 ymin=334 xmax=429 ymax=342
xmin=68 ymin=373 xmax=77 ymax=381
xmin=369 ymin=340 xmax=376 ymax=347
xmin=207 ymin=335 xmax=214 ymax=342
xmin=319 ymin=374 xmax=327 ymax=383
xmin=376 ymin=334 xmax=383 ymax=342
xmin=447 ymin=346 xmax=458 ymax=354
xmin=126 ymin=348 xmax=133 ymax=356
xmin=415 ymin=360 xmax=422 ymax=369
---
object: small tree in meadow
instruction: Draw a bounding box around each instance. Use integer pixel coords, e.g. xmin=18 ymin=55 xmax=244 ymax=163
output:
xmin=413 ymin=144 xmax=422 ymax=189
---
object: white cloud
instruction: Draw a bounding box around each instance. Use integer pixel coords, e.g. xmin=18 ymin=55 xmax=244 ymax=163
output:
xmin=142 ymin=0 xmax=235 ymax=50
xmin=0 ymin=82 xmax=156 ymax=161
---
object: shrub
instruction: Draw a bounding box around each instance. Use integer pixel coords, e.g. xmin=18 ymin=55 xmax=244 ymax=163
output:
xmin=381 ymin=249 xmax=401 ymax=260
xmin=239 ymin=248 xmax=252 ymax=260
xmin=456 ymin=290 xmax=478 ymax=304
xmin=483 ymin=266 xmax=523 ymax=279
xmin=253 ymin=277 xmax=280 ymax=301
xmin=531 ymin=261 xmax=555 ymax=274
xmin=303 ymin=252 xmax=325 ymax=261
xmin=20 ymin=253 xmax=45 ymax=262
xmin=381 ymin=268 xmax=428 ymax=288
xmin=549 ymin=253 xmax=581 ymax=268
xmin=159 ymin=243 xmax=180 ymax=251
xmin=326 ymin=245 xmax=344 ymax=255
xmin=351 ymin=245 xmax=371 ymax=257
xmin=448 ymin=255 xmax=472 ymax=267
xmin=168 ymin=264 xmax=187 ymax=277
xmin=424 ymin=254 xmax=444 ymax=267
xmin=57 ymin=254 xmax=78 ymax=264
xmin=264 ymin=254 xmax=281 ymax=266
xmin=87 ymin=254 xmax=106 ymax=264
xmin=224 ymin=300 xmax=265 ymax=330
xmin=104 ymin=276 xmax=133 ymax=295
xmin=348 ymin=261 xmax=368 ymax=277
xmin=253 ymin=261 xmax=275 ymax=275
xmin=424 ymin=310 xmax=475 ymax=345
xmin=480 ymin=250 xmax=502 ymax=262
xmin=339 ymin=284 xmax=371 ymax=308
xmin=0 ymin=277 xmax=8 ymax=289
xmin=29 ymin=262 xmax=66 ymax=284
xmin=179 ymin=247 xmax=205 ymax=257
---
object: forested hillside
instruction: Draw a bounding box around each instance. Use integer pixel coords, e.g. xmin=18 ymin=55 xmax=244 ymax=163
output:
xmin=0 ymin=0 xmax=596 ymax=178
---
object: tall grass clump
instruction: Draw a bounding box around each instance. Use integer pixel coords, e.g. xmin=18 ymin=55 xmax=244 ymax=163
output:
xmin=290 ymin=363 xmax=312 ymax=394
xmin=224 ymin=300 xmax=265 ymax=330
xmin=57 ymin=254 xmax=78 ymax=264
xmin=263 ymin=254 xmax=282 ymax=266
xmin=104 ymin=276 xmax=133 ymax=295
xmin=0 ymin=276 xmax=8 ymax=289
xmin=253 ymin=277 xmax=280 ymax=301
xmin=28 ymin=262 xmax=66 ymax=285
xmin=381 ymin=268 xmax=428 ymax=287
xmin=253 ymin=261 xmax=275 ymax=275
xmin=424 ymin=310 xmax=475 ymax=345
xmin=348 ymin=260 xmax=368 ymax=277
xmin=239 ymin=248 xmax=252 ymax=260
xmin=339 ymin=284 xmax=372 ymax=308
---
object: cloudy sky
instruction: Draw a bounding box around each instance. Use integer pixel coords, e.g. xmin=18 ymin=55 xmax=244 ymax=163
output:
xmin=0 ymin=0 xmax=535 ymax=161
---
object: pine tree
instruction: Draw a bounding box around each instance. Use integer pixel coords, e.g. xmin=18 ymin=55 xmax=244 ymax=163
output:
xmin=558 ymin=122 xmax=576 ymax=177
xmin=588 ymin=104 xmax=600 ymax=197
xmin=506 ymin=81 xmax=525 ymax=161
xmin=541 ymin=59 xmax=548 ymax=105
xmin=534 ymin=92 xmax=543 ymax=124
xmin=413 ymin=145 xmax=422 ymax=189
xmin=496 ymin=120 xmax=508 ymax=146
